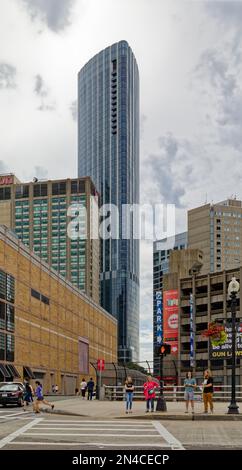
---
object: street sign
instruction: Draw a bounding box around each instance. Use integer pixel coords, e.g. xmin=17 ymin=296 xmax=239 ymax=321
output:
xmin=97 ymin=359 xmax=105 ymax=371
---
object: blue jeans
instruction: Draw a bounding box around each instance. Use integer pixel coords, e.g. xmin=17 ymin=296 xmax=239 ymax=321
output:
xmin=126 ymin=392 xmax=133 ymax=410
xmin=146 ymin=398 xmax=154 ymax=411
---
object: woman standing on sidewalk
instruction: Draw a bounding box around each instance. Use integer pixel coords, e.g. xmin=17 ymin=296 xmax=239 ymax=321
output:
xmin=125 ymin=376 xmax=134 ymax=414
xmin=143 ymin=376 xmax=158 ymax=413
xmin=202 ymin=369 xmax=214 ymax=414
xmin=80 ymin=378 xmax=87 ymax=399
xmin=184 ymin=371 xmax=196 ymax=414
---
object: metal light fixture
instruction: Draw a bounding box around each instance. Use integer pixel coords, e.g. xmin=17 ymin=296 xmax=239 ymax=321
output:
xmin=227 ymin=277 xmax=240 ymax=414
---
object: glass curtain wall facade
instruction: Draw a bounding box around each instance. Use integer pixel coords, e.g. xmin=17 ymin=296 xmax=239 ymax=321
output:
xmin=0 ymin=177 xmax=99 ymax=303
xmin=78 ymin=41 xmax=140 ymax=362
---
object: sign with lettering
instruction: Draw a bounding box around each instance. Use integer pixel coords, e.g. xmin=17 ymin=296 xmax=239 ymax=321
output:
xmin=210 ymin=322 xmax=242 ymax=359
xmin=0 ymin=176 xmax=13 ymax=186
xmin=155 ymin=291 xmax=163 ymax=345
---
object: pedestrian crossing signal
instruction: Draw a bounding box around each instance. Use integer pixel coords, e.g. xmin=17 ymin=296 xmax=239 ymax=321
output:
xmin=156 ymin=344 xmax=171 ymax=356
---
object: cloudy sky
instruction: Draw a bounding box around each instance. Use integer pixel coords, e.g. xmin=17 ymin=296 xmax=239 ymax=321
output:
xmin=1 ymin=0 xmax=242 ymax=364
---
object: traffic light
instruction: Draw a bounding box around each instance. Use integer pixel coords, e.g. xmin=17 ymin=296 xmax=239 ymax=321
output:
xmin=156 ymin=343 xmax=171 ymax=356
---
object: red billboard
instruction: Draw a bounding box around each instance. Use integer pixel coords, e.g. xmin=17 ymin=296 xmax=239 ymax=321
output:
xmin=0 ymin=175 xmax=13 ymax=185
xmin=163 ymin=290 xmax=179 ymax=355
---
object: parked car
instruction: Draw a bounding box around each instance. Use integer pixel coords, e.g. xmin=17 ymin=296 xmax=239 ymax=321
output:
xmin=0 ymin=383 xmax=24 ymax=407
xmin=0 ymin=382 xmax=24 ymax=390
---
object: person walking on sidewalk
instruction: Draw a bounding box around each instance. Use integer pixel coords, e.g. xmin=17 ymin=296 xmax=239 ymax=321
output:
xmin=87 ymin=377 xmax=95 ymax=400
xmin=203 ymin=369 xmax=214 ymax=414
xmin=80 ymin=378 xmax=87 ymax=399
xmin=184 ymin=371 xmax=196 ymax=414
xmin=33 ymin=381 xmax=55 ymax=414
xmin=125 ymin=376 xmax=134 ymax=414
xmin=143 ymin=375 xmax=158 ymax=413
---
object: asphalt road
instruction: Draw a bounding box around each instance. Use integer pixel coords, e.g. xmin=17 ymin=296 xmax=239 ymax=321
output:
xmin=0 ymin=407 xmax=242 ymax=450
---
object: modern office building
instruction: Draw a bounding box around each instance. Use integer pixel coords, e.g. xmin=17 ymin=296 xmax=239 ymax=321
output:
xmin=78 ymin=41 xmax=140 ymax=362
xmin=153 ymin=233 xmax=187 ymax=375
xmin=0 ymin=225 xmax=117 ymax=393
xmin=188 ymin=198 xmax=242 ymax=275
xmin=0 ymin=174 xmax=100 ymax=303
xmin=179 ymin=266 xmax=242 ymax=385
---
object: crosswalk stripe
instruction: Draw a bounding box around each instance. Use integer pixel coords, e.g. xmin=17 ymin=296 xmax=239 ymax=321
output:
xmin=0 ymin=418 xmax=43 ymax=449
xmin=8 ymin=441 xmax=170 ymax=448
xmin=23 ymin=432 xmax=160 ymax=437
xmin=31 ymin=427 xmax=156 ymax=431
xmin=153 ymin=422 xmax=184 ymax=450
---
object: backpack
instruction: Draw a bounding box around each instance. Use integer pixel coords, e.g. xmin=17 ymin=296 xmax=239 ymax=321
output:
xmin=25 ymin=383 xmax=32 ymax=394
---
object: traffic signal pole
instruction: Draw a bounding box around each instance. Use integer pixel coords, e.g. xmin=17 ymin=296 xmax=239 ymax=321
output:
xmin=156 ymin=353 xmax=167 ymax=412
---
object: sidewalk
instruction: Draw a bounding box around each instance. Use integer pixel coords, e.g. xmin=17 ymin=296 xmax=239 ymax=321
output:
xmin=43 ymin=397 xmax=242 ymax=420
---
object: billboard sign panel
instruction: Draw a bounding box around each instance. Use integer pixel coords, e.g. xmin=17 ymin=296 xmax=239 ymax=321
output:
xmin=163 ymin=290 xmax=178 ymax=356
xmin=210 ymin=322 xmax=242 ymax=359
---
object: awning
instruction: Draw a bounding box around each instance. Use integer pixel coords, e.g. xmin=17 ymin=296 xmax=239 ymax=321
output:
xmin=23 ymin=366 xmax=35 ymax=379
xmin=0 ymin=363 xmax=12 ymax=379
xmin=6 ymin=364 xmax=21 ymax=378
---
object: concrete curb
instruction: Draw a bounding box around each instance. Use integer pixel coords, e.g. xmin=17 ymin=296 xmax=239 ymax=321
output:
xmin=40 ymin=408 xmax=242 ymax=421
xmin=118 ymin=414 xmax=242 ymax=421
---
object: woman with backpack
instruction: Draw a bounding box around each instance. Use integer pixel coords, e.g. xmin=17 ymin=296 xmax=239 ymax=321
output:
xmin=143 ymin=375 xmax=158 ymax=413
xmin=23 ymin=379 xmax=33 ymax=411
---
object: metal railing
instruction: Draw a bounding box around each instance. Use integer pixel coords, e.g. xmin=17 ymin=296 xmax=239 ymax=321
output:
xmin=104 ymin=385 xmax=242 ymax=402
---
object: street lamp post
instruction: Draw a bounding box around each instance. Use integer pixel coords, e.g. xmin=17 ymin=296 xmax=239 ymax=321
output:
xmin=227 ymin=277 xmax=240 ymax=415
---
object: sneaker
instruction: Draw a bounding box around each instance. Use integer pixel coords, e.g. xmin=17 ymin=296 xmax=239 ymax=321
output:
xmin=145 ymin=410 xmax=149 ymax=413
xmin=51 ymin=404 xmax=54 ymax=410
xmin=204 ymin=411 xmax=208 ymax=414
xmin=126 ymin=411 xmax=128 ymax=414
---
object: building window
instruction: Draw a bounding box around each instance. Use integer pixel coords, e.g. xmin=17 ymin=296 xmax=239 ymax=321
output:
xmin=52 ymin=182 xmax=66 ymax=195
xmin=0 ymin=187 xmax=11 ymax=200
xmin=33 ymin=184 xmax=48 ymax=197
xmin=0 ymin=332 xmax=4 ymax=360
xmin=6 ymin=334 xmax=14 ymax=362
xmin=0 ymin=271 xmax=15 ymax=303
xmin=15 ymin=185 xmax=29 ymax=199
xmin=31 ymin=288 xmax=49 ymax=305
xmin=31 ymin=289 xmax=41 ymax=301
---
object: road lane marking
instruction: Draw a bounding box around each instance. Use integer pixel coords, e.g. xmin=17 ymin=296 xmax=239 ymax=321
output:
xmin=152 ymin=422 xmax=184 ymax=450
xmin=0 ymin=418 xmax=43 ymax=449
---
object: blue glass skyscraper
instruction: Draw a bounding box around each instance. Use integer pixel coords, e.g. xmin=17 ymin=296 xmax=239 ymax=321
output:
xmin=78 ymin=41 xmax=140 ymax=362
